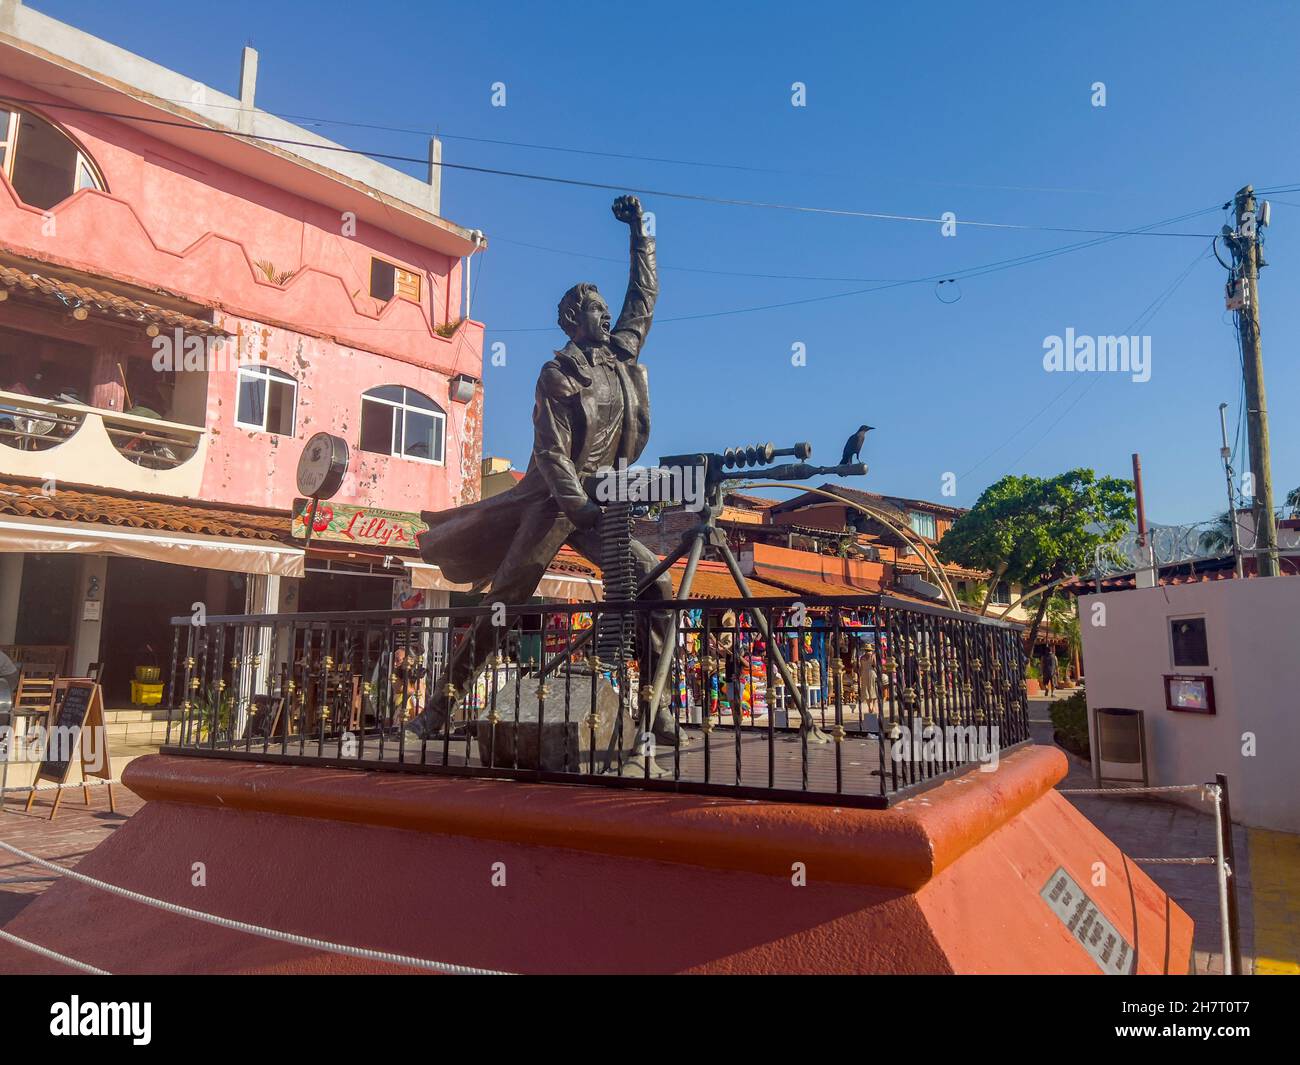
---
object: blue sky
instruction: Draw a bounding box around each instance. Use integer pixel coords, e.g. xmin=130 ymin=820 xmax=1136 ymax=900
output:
xmin=38 ymin=0 xmax=1300 ymax=524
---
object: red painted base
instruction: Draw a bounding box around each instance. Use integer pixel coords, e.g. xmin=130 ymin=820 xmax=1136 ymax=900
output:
xmin=0 ymin=747 xmax=1192 ymax=974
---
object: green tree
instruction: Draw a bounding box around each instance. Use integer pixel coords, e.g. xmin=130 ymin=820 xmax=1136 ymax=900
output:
xmin=939 ymin=470 xmax=1135 ymax=654
xmin=1287 ymin=486 xmax=1300 ymax=519
xmin=935 ymin=475 xmax=1041 ymax=616
xmin=1046 ymin=593 xmax=1081 ymax=676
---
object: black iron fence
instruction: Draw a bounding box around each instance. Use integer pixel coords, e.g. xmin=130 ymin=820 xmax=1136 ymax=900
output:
xmin=163 ymin=595 xmax=1028 ymax=807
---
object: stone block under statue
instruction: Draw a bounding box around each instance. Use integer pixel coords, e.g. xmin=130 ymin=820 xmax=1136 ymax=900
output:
xmin=472 ymin=669 xmax=643 ymax=773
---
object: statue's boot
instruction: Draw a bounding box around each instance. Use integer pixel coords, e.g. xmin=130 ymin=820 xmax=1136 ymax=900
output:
xmin=650 ymin=705 xmax=691 ymax=746
xmin=403 ymin=694 xmax=453 ymax=742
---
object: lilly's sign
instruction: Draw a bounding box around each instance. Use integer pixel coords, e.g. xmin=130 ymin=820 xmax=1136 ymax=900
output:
xmin=291 ymin=499 xmax=429 ymax=549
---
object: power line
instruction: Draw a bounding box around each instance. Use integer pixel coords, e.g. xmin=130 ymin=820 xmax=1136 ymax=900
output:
xmin=228 ymin=205 xmax=1214 ymax=337
xmin=958 ymin=240 xmax=1210 ymax=483
xmin=5 ymin=94 xmax=1216 ymax=239
xmin=16 ymin=76 xmax=791 ymax=176
xmin=489 ymin=235 xmax=906 ymax=283
xmin=988 ymin=242 xmax=1212 ymax=478
xmin=491 ymin=204 xmax=1219 ymax=332
xmin=14 ymin=75 xmax=1123 ymax=194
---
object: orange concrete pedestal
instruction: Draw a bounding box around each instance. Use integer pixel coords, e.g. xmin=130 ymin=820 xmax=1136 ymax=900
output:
xmin=0 ymin=746 xmax=1192 ymax=974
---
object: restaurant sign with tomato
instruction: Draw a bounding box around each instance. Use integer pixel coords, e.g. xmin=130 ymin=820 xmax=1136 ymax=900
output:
xmin=290 ymin=499 xmax=429 ymax=550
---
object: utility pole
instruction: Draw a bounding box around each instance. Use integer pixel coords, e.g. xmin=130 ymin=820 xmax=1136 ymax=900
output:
xmin=1132 ymin=453 xmax=1155 ymax=588
xmin=1228 ymin=185 xmax=1279 ymax=576
xmin=1218 ymin=403 xmax=1243 ymax=578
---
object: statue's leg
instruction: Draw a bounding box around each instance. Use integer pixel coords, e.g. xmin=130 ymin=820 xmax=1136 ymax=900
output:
xmin=407 ymin=511 xmax=571 ymax=740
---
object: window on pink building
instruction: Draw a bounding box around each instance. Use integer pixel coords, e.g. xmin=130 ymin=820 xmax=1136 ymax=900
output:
xmin=0 ymin=104 xmax=105 ymax=211
xmin=359 ymin=385 xmax=444 ymax=464
xmin=235 ymin=365 xmax=297 ymax=436
xmin=369 ymin=258 xmax=421 ymax=303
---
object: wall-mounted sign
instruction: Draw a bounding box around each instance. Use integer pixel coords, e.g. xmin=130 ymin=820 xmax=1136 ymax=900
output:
xmin=1164 ymin=674 xmax=1215 ymax=715
xmin=291 ymin=499 xmax=428 ymax=550
xmin=295 ymin=434 xmax=351 ymax=553
xmin=296 ymin=433 xmax=350 ymax=499
xmin=1039 ymin=867 xmax=1135 ymax=975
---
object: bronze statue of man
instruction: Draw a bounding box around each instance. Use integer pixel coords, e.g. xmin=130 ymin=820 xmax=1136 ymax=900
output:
xmin=407 ymin=195 xmax=679 ymax=743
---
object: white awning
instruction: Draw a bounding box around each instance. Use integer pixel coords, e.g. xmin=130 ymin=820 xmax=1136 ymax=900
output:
xmin=0 ymin=515 xmax=304 ymax=577
xmin=537 ymin=572 xmax=602 ymax=601
xmin=401 ymin=560 xmax=471 ymax=593
xmin=402 ymin=559 xmax=601 ymax=601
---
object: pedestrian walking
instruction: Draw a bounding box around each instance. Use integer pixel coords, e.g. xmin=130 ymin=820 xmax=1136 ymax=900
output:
xmin=857 ymin=640 xmax=879 ymax=718
xmin=1041 ymin=648 xmax=1058 ymax=697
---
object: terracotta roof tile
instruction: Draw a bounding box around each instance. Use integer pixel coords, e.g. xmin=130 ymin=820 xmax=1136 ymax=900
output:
xmin=724 ymin=492 xmax=779 ymax=509
xmin=0 ymin=265 xmax=231 ymax=337
xmin=668 ymin=565 xmax=790 ymax=600
xmin=749 ymin=566 xmax=881 ymax=599
xmin=0 ymin=478 xmax=290 ymax=542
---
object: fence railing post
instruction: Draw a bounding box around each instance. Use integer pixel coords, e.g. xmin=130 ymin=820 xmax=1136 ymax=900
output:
xmin=1215 ymin=772 xmax=1244 ymax=975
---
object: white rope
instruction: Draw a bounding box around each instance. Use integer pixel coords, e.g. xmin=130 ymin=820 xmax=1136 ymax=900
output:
xmin=1132 ymin=856 xmax=1217 ymax=866
xmin=1057 ymin=783 xmax=1206 ymax=796
xmin=0 ymin=839 xmax=509 ymax=975
xmin=0 ymin=927 xmax=110 ymax=974
xmin=0 ymin=778 xmax=119 ymax=794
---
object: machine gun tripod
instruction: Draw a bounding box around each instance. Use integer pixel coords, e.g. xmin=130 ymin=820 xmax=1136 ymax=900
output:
xmin=537 ymin=440 xmax=867 ymax=750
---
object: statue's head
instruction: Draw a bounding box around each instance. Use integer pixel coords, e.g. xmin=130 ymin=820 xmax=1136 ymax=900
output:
xmin=558 ymin=282 xmax=611 ymax=345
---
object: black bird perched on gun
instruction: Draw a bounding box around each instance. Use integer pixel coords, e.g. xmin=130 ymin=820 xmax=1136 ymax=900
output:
xmin=840 ymin=424 xmax=874 ymax=466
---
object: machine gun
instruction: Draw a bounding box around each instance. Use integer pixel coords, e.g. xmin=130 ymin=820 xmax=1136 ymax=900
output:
xmin=657 ymin=440 xmax=866 ymax=503
xmin=633 ymin=442 xmax=866 ymax=739
xmin=544 ymin=441 xmax=868 ymax=747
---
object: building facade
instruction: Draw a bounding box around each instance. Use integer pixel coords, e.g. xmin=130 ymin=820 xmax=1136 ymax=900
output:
xmin=1079 ymin=576 xmax=1300 ymax=832
xmin=0 ymin=3 xmax=488 ymax=700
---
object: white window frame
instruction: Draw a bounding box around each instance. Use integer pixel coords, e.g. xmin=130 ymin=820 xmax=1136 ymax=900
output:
xmin=0 ymin=110 xmax=17 ymax=177
xmin=359 ymin=386 xmax=445 ymax=466
xmin=908 ymin=510 xmax=937 ymax=540
xmin=0 ymin=105 xmax=106 ymax=195
xmin=235 ymin=364 xmax=298 ymax=436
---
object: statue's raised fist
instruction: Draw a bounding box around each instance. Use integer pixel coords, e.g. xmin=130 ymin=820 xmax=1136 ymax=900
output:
xmin=611 ymin=195 xmax=643 ymax=226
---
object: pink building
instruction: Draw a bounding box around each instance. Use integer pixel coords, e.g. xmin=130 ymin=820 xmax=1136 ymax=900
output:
xmin=0 ymin=3 xmax=500 ymax=700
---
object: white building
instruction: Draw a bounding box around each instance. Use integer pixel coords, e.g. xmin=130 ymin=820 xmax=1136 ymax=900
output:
xmin=1079 ymin=576 xmax=1300 ymax=832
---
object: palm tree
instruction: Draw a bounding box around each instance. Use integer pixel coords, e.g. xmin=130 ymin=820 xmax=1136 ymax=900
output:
xmin=1199 ymin=511 xmax=1240 ymax=555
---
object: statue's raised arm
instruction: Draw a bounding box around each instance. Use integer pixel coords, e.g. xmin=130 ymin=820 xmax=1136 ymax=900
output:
xmin=608 ymin=195 xmax=657 ymax=362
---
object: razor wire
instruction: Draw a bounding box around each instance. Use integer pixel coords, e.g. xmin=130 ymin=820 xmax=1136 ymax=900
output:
xmin=1092 ymin=521 xmax=1247 ymax=578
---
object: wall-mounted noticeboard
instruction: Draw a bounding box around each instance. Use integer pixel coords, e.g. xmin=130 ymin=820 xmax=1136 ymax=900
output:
xmin=1164 ymin=674 xmax=1215 ymax=715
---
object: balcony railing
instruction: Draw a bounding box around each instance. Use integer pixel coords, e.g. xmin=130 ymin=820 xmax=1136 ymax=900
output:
xmin=163 ymin=594 xmax=1030 ymax=808
xmin=0 ymin=390 xmax=202 ymax=466
xmin=0 ymin=389 xmax=206 ymax=493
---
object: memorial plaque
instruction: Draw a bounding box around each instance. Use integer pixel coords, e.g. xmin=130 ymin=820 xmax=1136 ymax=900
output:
xmin=1040 ymin=867 xmax=1135 ymax=975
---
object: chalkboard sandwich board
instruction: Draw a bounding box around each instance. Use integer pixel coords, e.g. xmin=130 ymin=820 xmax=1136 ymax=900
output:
xmin=24 ymin=680 xmax=115 ymax=820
